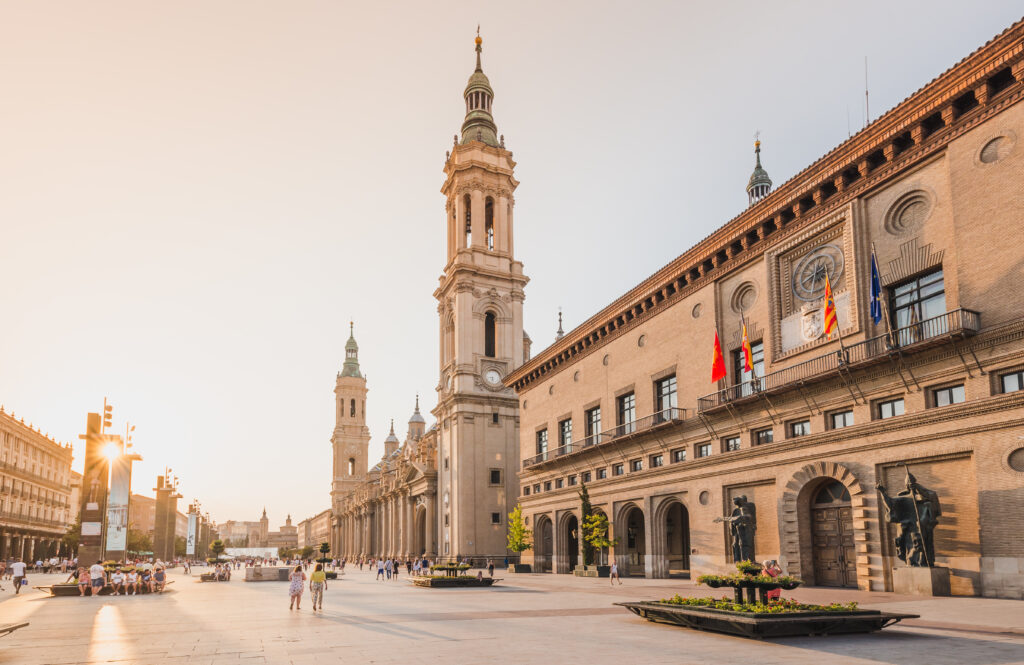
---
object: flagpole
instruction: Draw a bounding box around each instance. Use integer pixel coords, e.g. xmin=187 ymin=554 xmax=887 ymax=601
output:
xmin=826 ymin=273 xmax=848 ymax=362
xmin=872 ymin=242 xmax=898 ymax=348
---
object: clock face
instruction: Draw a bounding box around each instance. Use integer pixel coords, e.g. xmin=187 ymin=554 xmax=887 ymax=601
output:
xmin=485 ymin=369 xmax=502 ymax=385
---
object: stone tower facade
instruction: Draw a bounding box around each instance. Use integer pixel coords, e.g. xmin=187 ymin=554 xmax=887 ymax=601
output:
xmin=330 ymin=323 xmax=370 ymax=551
xmin=433 ymin=34 xmax=528 ymax=560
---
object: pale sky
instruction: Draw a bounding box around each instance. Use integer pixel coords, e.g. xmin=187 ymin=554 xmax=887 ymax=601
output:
xmin=1 ymin=2 xmax=1019 ymax=527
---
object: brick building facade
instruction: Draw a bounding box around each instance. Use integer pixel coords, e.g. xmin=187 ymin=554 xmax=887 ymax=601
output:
xmin=506 ymin=20 xmax=1024 ymax=599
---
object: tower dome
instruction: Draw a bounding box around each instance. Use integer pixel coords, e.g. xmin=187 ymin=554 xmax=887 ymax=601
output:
xmin=746 ymin=138 xmax=772 ymax=206
xmin=341 ymin=321 xmax=362 ymax=378
xmin=408 ymin=394 xmax=426 ymax=424
xmin=460 ymin=31 xmax=499 ymax=147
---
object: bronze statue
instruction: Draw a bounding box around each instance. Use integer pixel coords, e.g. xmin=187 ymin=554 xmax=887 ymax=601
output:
xmin=876 ymin=466 xmax=941 ymax=567
xmin=715 ymin=495 xmax=757 ymax=562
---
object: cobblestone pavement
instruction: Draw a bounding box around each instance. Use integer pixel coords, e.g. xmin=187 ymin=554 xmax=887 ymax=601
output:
xmin=2 ymin=568 xmax=1024 ymax=664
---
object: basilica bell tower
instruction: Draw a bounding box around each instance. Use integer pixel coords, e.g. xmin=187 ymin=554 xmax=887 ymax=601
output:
xmin=330 ymin=323 xmax=370 ymax=553
xmin=433 ymin=32 xmax=528 ymax=561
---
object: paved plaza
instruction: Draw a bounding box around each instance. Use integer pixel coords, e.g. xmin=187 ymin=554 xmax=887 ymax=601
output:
xmin=2 ymin=568 xmax=1024 ymax=665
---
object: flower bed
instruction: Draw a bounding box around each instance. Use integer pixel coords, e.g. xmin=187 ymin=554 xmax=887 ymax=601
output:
xmin=661 ymin=595 xmax=859 ymax=615
xmin=409 ymin=575 xmax=499 ymax=588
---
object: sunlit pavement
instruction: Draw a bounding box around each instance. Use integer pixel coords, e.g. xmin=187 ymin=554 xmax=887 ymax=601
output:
xmin=2 ymin=568 xmax=1024 ymax=664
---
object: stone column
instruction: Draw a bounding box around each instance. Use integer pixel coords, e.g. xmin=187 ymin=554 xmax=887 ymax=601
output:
xmin=405 ymin=495 xmax=415 ymax=558
xmin=425 ymin=491 xmax=437 ymax=558
xmin=643 ymin=495 xmax=657 ymax=579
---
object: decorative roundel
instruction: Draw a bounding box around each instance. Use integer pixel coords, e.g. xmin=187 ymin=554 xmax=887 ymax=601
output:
xmin=1008 ymin=447 xmax=1024 ymax=473
xmin=792 ymin=244 xmax=845 ymax=302
xmin=638 ymin=334 xmax=647 ymax=348
xmin=691 ymin=303 xmax=702 ymax=319
xmin=698 ymin=490 xmax=711 ymax=506
xmin=730 ymin=282 xmax=758 ymax=314
xmin=980 ymin=136 xmax=1012 ymax=164
xmin=884 ymin=190 xmax=933 ymax=236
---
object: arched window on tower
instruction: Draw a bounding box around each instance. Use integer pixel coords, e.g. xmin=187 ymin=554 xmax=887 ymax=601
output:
xmin=350 ymin=399 xmax=356 ymax=417
xmin=485 ymin=311 xmax=496 ymax=358
xmin=463 ymin=193 xmax=472 ymax=247
xmin=485 ymin=197 xmax=494 ymax=251
xmin=348 ymin=458 xmax=355 ymax=476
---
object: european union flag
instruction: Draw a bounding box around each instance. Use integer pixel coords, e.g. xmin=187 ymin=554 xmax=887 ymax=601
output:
xmin=870 ymin=251 xmax=883 ymax=324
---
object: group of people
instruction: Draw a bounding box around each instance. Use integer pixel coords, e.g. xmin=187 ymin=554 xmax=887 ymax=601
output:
xmin=72 ymin=560 xmax=168 ymax=596
xmin=287 ymin=563 xmax=328 ymax=611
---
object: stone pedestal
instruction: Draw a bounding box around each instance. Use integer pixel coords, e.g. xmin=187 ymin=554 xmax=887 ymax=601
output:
xmin=893 ymin=566 xmax=951 ymax=596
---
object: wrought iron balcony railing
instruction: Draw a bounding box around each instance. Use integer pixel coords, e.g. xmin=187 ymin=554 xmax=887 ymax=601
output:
xmin=523 ymin=407 xmax=687 ymax=469
xmin=697 ymin=308 xmax=980 ymax=413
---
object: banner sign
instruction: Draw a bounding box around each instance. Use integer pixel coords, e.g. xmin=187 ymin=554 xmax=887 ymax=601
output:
xmin=186 ymin=513 xmax=197 ymax=555
xmin=106 ymin=455 xmax=130 ymax=552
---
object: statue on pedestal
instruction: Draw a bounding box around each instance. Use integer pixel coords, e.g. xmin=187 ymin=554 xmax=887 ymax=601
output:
xmin=877 ymin=465 xmax=941 ymax=567
xmin=715 ymin=495 xmax=757 ymax=562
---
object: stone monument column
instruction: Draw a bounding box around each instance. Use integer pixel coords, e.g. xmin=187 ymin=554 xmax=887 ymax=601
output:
xmin=425 ymin=491 xmax=437 ymax=558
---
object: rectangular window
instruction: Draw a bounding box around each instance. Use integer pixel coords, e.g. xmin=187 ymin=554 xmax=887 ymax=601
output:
xmin=754 ymin=428 xmax=774 ymax=445
xmin=617 ymin=392 xmax=636 ymax=434
xmin=696 ymin=443 xmax=712 ymax=458
xmin=891 ymin=268 xmax=946 ymax=345
xmin=613 ymin=463 xmax=625 ymax=476
xmin=492 ymin=412 xmax=499 ymax=424
xmin=734 ymin=341 xmax=765 ymax=396
xmin=790 ymin=420 xmax=811 ymax=437
xmin=491 ymin=512 xmax=501 ymax=525
xmin=877 ymin=398 xmax=905 ymax=420
xmin=596 ymin=468 xmax=607 ymax=479
xmin=559 ymin=418 xmax=573 ymax=447
xmin=585 ymin=407 xmax=602 ymax=444
xmin=650 ymin=454 xmax=664 ymax=468
xmin=444 ymin=457 xmax=449 ymax=470
xmin=536 ymin=429 xmax=548 ymax=457
xmin=630 ymin=459 xmax=642 ymax=472
xmin=1001 ymin=370 xmax=1024 ymax=394
xmin=544 ymin=481 xmax=551 ymax=491
xmin=672 ymin=448 xmax=686 ymax=463
xmin=555 ymin=478 xmax=564 ymax=489
xmin=568 ymin=475 xmax=578 ymax=486
xmin=655 ymin=375 xmax=678 ymax=414
xmin=830 ymin=410 xmax=854 ymax=429
xmin=489 ymin=469 xmax=502 ymax=485
xmin=723 ymin=435 xmax=741 ymax=452
xmin=581 ymin=471 xmax=592 ymax=483
xmin=933 ymin=384 xmax=965 ymax=407
xmin=533 ymin=484 xmax=541 ymax=494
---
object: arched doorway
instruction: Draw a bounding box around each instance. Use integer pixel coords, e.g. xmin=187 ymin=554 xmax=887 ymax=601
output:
xmin=664 ymin=502 xmax=690 ymax=578
xmin=535 ymin=516 xmax=553 ymax=573
xmin=564 ymin=514 xmax=579 ymax=572
xmin=413 ymin=507 xmax=426 ymax=556
xmin=810 ymin=480 xmax=857 ymax=588
xmin=623 ymin=506 xmax=646 ymax=577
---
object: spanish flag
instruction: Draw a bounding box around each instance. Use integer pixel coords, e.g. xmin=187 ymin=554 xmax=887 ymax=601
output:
xmin=824 ymin=272 xmax=838 ymax=335
xmin=711 ymin=329 xmax=727 ymax=382
xmin=740 ymin=315 xmax=753 ymax=372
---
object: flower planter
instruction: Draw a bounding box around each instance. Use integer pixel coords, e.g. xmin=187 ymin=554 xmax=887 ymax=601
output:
xmin=325 ymin=571 xmax=338 ymax=580
xmin=616 ymin=601 xmax=918 ymax=639
xmin=572 ymin=564 xmax=611 ymax=577
xmin=409 ymin=576 xmax=500 ymax=588
xmin=507 ymin=563 xmax=532 ymax=573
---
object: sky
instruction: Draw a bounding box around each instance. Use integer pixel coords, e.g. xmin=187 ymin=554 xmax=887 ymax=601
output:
xmin=1 ymin=1 xmax=1020 ymax=527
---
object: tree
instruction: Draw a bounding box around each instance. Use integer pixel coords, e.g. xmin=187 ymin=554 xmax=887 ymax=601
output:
xmin=209 ymin=539 xmax=226 ymax=561
xmin=578 ymin=483 xmax=595 ymax=566
xmin=127 ymin=528 xmax=153 ymax=554
xmin=317 ymin=542 xmax=331 ymax=564
xmin=174 ymin=535 xmax=187 ymax=557
xmin=299 ymin=545 xmax=315 ymax=560
xmin=582 ymin=513 xmax=619 ymax=565
xmin=63 ymin=515 xmax=81 ymax=554
xmin=506 ymin=504 xmax=532 ymax=553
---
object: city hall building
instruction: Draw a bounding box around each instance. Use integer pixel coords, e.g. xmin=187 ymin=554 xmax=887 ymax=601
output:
xmin=506 ymin=20 xmax=1024 ymax=598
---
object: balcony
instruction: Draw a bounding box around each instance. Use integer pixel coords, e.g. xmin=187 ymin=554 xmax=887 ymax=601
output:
xmin=523 ymin=407 xmax=688 ymax=470
xmin=698 ymin=308 xmax=980 ymax=413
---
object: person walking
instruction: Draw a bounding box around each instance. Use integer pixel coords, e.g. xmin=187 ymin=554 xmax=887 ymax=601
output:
xmin=309 ymin=563 xmax=327 ymax=612
xmin=384 ymin=558 xmax=393 ymax=580
xmin=10 ymin=558 xmax=26 ymax=595
xmin=288 ymin=565 xmax=306 ymax=610
xmin=376 ymin=558 xmax=385 ymax=581
xmin=609 ymin=560 xmax=621 ymax=586
xmin=487 ymin=559 xmax=494 ymax=578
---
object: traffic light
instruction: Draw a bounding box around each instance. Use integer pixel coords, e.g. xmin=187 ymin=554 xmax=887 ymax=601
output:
xmin=103 ymin=399 xmax=113 ymax=432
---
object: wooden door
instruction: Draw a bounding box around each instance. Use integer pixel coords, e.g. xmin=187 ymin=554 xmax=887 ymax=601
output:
xmin=812 ymin=505 xmax=857 ymax=587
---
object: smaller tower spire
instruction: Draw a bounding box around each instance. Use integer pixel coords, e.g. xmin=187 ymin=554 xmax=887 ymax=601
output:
xmin=746 ymin=133 xmax=772 ymax=207
xmin=460 ymin=29 xmax=499 ymax=147
xmin=341 ymin=321 xmax=362 ymax=378
xmin=556 ymin=308 xmax=564 ymax=341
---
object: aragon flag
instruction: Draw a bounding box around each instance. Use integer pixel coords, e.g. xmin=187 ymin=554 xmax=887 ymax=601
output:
xmin=824 ymin=272 xmax=838 ymax=335
xmin=711 ymin=329 xmax=727 ymax=382
xmin=740 ymin=316 xmax=753 ymax=372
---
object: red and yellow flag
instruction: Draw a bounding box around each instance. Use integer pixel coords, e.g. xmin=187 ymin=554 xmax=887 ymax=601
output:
xmin=741 ymin=316 xmax=753 ymax=372
xmin=823 ymin=273 xmax=838 ymax=335
xmin=711 ymin=329 xmax=727 ymax=382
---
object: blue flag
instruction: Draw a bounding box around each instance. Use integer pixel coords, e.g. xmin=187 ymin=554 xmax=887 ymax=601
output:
xmin=870 ymin=251 xmax=883 ymax=324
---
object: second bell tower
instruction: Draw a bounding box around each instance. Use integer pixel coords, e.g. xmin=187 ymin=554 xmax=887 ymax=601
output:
xmin=433 ymin=33 xmax=528 ymax=561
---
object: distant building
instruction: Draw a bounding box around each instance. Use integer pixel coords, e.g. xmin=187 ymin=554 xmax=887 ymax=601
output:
xmin=0 ymin=407 xmax=75 ymax=561
xmin=297 ymin=509 xmax=331 ymax=551
xmin=220 ymin=509 xmax=297 ymax=550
